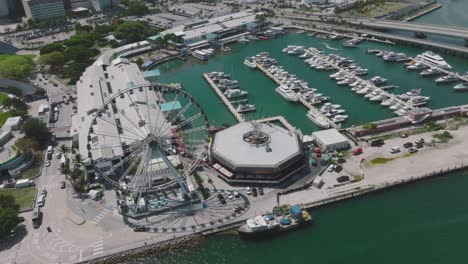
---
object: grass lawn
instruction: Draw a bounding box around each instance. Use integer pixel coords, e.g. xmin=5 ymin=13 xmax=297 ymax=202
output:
xmin=369 ymin=153 xmax=413 ymax=165
xmin=0 ymin=111 xmax=12 ymax=127
xmin=0 ymin=93 xmax=8 ymax=105
xmin=341 ymin=2 xmax=408 ymax=18
xmin=0 ymin=187 xmax=36 ymax=211
xmin=0 ymin=54 xmax=36 ymax=62
xmin=21 ymin=153 xmax=44 ymax=179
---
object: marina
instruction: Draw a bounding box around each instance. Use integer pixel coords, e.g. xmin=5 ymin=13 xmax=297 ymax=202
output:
xmin=251 ymin=52 xmax=339 ymax=129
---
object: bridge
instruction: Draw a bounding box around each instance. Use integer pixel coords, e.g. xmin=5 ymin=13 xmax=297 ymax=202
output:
xmin=279 ymin=12 xmax=468 ymax=46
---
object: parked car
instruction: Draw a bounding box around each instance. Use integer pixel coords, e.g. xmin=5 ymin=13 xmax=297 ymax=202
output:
xmin=352 ymin=148 xmax=363 ymax=155
xmin=403 ymin=142 xmax=413 ymax=149
xmin=60 ymin=181 xmax=66 ymax=189
xmin=246 ymin=187 xmax=251 ymax=195
xmin=217 ymin=193 xmax=226 ymax=204
xmin=327 ymin=164 xmax=335 ymax=172
xmin=37 ymin=195 xmax=45 ymax=207
xmin=258 ymin=188 xmax=264 ymax=196
xmin=45 ymin=160 xmax=51 ymax=167
xmin=370 ymin=139 xmax=384 ymax=147
xmin=415 ymin=143 xmax=424 ymax=149
xmin=390 ymin=146 xmax=400 ymax=153
xmin=252 ymin=188 xmax=258 ymax=197
xmin=227 ymin=192 xmax=234 ymax=200
xmin=337 ymin=176 xmax=350 ymax=183
xmin=233 ymin=191 xmax=239 ymax=198
xmin=10 ymin=228 xmax=16 ymax=238
xmin=334 ymin=165 xmax=343 ymax=173
xmin=41 ymin=188 xmax=47 ymax=197
xmin=415 ymin=138 xmax=425 ymax=144
xmin=408 ymin=147 xmax=418 ymax=153
xmin=133 ymin=226 xmax=146 ymax=232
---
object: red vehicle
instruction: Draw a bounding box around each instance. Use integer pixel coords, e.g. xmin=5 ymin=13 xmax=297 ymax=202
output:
xmin=314 ymin=149 xmax=322 ymax=154
xmin=352 ymin=148 xmax=363 ymax=155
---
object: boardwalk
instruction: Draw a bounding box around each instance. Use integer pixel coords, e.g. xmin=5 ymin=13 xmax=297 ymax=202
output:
xmin=256 ymin=116 xmax=295 ymax=132
xmin=305 ymin=48 xmax=416 ymax=111
xmin=254 ymin=62 xmax=339 ymax=129
xmin=203 ymin=73 xmax=245 ymax=123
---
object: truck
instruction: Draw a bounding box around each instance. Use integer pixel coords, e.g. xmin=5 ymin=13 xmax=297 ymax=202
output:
xmin=16 ymin=179 xmax=35 ymax=188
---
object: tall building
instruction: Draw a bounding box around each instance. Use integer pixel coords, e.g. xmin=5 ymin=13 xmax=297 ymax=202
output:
xmin=22 ymin=0 xmax=65 ymax=22
xmin=0 ymin=0 xmax=25 ymax=17
xmin=90 ymin=0 xmax=119 ymax=11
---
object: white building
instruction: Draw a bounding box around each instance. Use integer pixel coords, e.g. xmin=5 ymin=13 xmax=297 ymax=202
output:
xmin=71 ymin=57 xmax=170 ymax=178
xmin=312 ymin=129 xmax=349 ymax=151
xmin=160 ymin=11 xmax=259 ymax=47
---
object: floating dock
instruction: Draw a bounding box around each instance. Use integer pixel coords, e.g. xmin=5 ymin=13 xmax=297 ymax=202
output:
xmin=255 ymin=62 xmax=339 ymax=129
xmin=410 ymin=58 xmax=468 ymax=83
xmin=256 ymin=116 xmax=295 ymax=132
xmin=203 ymin=73 xmax=245 ymax=123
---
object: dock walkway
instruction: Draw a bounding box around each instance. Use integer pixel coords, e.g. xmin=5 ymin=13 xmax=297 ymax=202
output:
xmin=203 ymin=73 xmax=245 ymax=123
xmin=256 ymin=116 xmax=295 ymax=132
xmin=255 ymin=62 xmax=339 ymax=129
xmin=306 ymin=48 xmax=416 ymax=111
xmin=411 ymin=58 xmax=468 ymax=83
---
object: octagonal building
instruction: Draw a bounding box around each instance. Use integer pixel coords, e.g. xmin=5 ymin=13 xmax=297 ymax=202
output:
xmin=210 ymin=122 xmax=307 ymax=185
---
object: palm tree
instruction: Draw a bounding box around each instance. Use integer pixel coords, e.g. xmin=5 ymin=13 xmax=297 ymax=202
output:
xmin=72 ymin=154 xmax=85 ymax=170
xmin=59 ymin=144 xmax=70 ymax=155
xmin=60 ymin=164 xmax=71 ymax=180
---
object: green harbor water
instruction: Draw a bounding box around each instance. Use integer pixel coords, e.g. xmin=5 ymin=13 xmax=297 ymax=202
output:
xmin=158 ymin=34 xmax=468 ymax=134
xmin=144 ymin=5 xmax=468 ymax=263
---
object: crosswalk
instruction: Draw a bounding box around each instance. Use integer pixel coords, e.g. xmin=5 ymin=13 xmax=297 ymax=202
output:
xmin=90 ymin=237 xmax=104 ymax=256
xmin=40 ymin=183 xmax=60 ymax=190
xmin=90 ymin=208 xmax=112 ymax=225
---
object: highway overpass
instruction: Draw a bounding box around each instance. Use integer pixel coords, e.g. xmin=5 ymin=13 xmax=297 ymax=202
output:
xmin=279 ymin=12 xmax=468 ymax=46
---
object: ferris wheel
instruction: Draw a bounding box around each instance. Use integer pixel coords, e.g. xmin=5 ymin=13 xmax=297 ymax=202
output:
xmin=86 ymin=83 xmax=209 ymax=200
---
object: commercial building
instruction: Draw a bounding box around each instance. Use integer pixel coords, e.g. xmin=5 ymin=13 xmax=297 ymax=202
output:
xmin=312 ymin=129 xmax=350 ymax=151
xmin=67 ymin=0 xmax=118 ymax=11
xmin=71 ymin=57 xmax=170 ymax=179
xmin=210 ymin=122 xmax=307 ymax=185
xmin=0 ymin=0 xmax=25 ymax=17
xmin=22 ymin=0 xmax=66 ymax=21
xmin=160 ymin=11 xmax=259 ymax=47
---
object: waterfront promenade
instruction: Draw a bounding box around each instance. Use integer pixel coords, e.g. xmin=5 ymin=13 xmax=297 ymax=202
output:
xmin=254 ymin=62 xmax=339 ymax=129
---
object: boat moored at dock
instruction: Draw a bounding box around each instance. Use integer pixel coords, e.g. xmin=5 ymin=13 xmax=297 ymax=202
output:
xmin=238 ymin=204 xmax=313 ymax=238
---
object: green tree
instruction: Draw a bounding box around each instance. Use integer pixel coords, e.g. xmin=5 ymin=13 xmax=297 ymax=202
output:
xmin=134 ymin=57 xmax=144 ymax=69
xmin=39 ymin=51 xmax=65 ymax=68
xmin=22 ymin=118 xmax=49 ymax=146
xmin=72 ymin=154 xmax=85 ymax=170
xmin=64 ymin=45 xmax=95 ymax=63
xmin=0 ymin=208 xmax=21 ymax=238
xmin=6 ymin=86 xmax=23 ymax=97
xmin=3 ymin=97 xmax=28 ymax=115
xmin=15 ymin=137 xmax=39 ymax=158
xmin=59 ymin=144 xmax=70 ymax=155
xmin=34 ymin=88 xmax=47 ymax=97
xmin=114 ymin=21 xmax=157 ymax=43
xmin=39 ymin=43 xmax=65 ymax=55
xmin=126 ymin=1 xmax=150 ymax=16
xmin=64 ymin=33 xmax=97 ymax=48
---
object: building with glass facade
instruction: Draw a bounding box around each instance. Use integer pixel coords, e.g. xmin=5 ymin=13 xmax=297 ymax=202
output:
xmin=22 ymin=0 xmax=65 ymax=21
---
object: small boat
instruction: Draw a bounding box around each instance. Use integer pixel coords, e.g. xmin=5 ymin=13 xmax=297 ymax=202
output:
xmin=453 ymin=83 xmax=468 ymax=91
xmin=420 ymin=68 xmax=442 ymax=77
xmin=435 ymin=75 xmax=459 ymax=84
xmin=275 ymin=85 xmax=299 ymax=102
xmin=238 ymin=204 xmax=313 ymax=238
xmin=306 ymin=110 xmax=330 ymax=129
xmin=243 ymin=58 xmax=256 ymax=69
xmin=407 ymin=62 xmax=426 ymax=70
xmin=224 ymin=89 xmax=248 ymax=99
xmin=238 ymin=36 xmax=250 ymax=44
xmin=406 ymin=89 xmax=421 ymax=96
xmin=236 ymin=104 xmax=256 ymax=113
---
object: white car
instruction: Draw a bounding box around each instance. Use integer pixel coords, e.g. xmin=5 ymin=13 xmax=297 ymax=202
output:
xmin=45 ymin=160 xmax=51 ymax=167
xmin=246 ymin=187 xmax=252 ymax=195
xmin=233 ymin=191 xmax=239 ymax=198
xmin=56 ymin=152 xmax=62 ymax=159
xmin=390 ymin=146 xmax=400 ymax=153
xmin=327 ymin=164 xmax=335 ymax=172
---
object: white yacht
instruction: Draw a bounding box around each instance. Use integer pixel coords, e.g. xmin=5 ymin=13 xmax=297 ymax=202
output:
xmin=236 ymin=104 xmax=256 ymax=113
xmin=370 ymin=94 xmax=386 ymax=102
xmin=275 ymin=85 xmax=299 ymax=102
xmin=453 ymin=83 xmax=468 ymax=91
xmin=332 ymin=115 xmax=348 ymax=123
xmin=306 ymin=110 xmax=330 ymax=129
xmin=224 ymin=89 xmax=248 ymax=99
xmin=243 ymin=58 xmax=256 ymax=69
xmin=381 ymin=99 xmax=395 ymax=106
xmin=420 ymin=68 xmax=442 ymax=77
xmin=356 ymin=87 xmax=371 ymax=94
xmin=416 ymin=51 xmax=452 ymax=70
xmin=435 ymin=75 xmax=459 ymax=84
xmin=406 ymin=62 xmax=426 ymax=70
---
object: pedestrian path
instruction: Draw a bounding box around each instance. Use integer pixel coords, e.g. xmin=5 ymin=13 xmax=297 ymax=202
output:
xmin=90 ymin=237 xmax=104 ymax=256
xmin=40 ymin=182 xmax=60 ymax=190
xmin=90 ymin=208 xmax=112 ymax=225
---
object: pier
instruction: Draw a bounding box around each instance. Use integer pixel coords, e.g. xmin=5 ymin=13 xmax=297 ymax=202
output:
xmin=305 ymin=48 xmax=416 ymax=111
xmin=410 ymin=58 xmax=468 ymax=83
xmin=203 ymin=73 xmax=245 ymax=123
xmin=254 ymin=62 xmax=339 ymax=129
xmin=256 ymin=116 xmax=295 ymax=132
